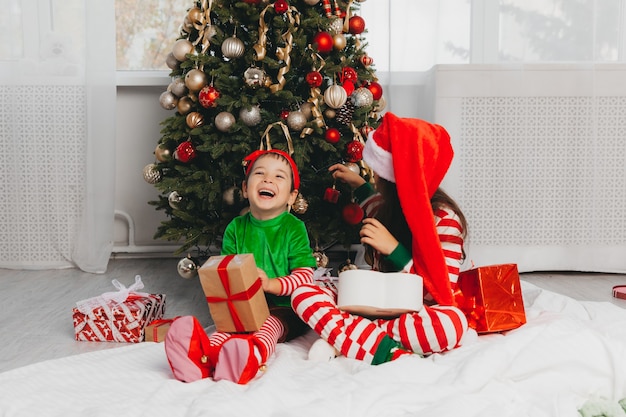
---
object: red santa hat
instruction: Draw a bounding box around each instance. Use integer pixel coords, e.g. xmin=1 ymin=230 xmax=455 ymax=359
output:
xmin=363 ymin=112 xmax=455 ymax=306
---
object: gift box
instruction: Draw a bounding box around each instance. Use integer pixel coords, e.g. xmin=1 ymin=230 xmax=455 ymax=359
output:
xmin=73 ymin=275 xmax=166 ymax=343
xmin=145 ymin=318 xmax=177 ymax=342
xmin=199 ymin=254 xmax=270 ymax=333
xmin=455 ymin=264 xmax=526 ymax=333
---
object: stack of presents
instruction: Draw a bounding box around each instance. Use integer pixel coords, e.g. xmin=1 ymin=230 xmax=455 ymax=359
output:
xmin=73 ymin=256 xmax=526 ymax=344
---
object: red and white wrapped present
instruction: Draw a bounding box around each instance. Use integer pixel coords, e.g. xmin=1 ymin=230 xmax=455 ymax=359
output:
xmin=72 ymin=275 xmax=166 ymax=343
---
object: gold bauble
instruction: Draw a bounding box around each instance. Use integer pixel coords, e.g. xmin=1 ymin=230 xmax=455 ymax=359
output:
xmin=172 ymin=39 xmax=193 ymax=61
xmin=324 ymin=85 xmax=348 ymax=109
xmin=324 ymin=108 xmax=336 ymax=119
xmin=186 ymin=111 xmax=204 ymax=129
xmin=177 ymin=96 xmax=194 ymax=115
xmin=338 ymin=259 xmax=358 ymax=273
xmin=313 ymin=250 xmax=329 ymax=268
xmin=187 ymin=7 xmax=204 ymax=29
xmin=154 ymin=145 xmax=171 ymax=162
xmin=292 ymin=193 xmax=309 ymax=214
xmin=170 ymin=77 xmax=188 ymax=97
xmin=333 ymin=34 xmax=347 ymax=51
xmin=159 ymin=91 xmax=178 ymax=110
xmin=165 ymin=53 xmax=179 ymax=70
xmin=300 ymin=102 xmax=314 ymax=120
xmin=222 ymin=36 xmax=245 ymax=59
xmin=142 ymin=163 xmax=162 ymax=184
xmin=185 ymin=69 xmax=207 ymax=92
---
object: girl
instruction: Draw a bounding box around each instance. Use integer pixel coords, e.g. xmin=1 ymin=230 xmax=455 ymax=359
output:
xmin=291 ymin=112 xmax=469 ymax=364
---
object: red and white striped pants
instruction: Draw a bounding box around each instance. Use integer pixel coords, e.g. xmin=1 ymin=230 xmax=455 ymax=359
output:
xmin=292 ymin=284 xmax=468 ymax=363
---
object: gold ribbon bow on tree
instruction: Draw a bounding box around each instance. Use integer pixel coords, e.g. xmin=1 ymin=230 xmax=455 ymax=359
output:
xmin=260 ymin=121 xmax=295 ymax=155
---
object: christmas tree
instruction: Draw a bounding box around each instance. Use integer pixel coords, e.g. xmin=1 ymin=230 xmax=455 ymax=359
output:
xmin=145 ymin=0 xmax=385 ymax=273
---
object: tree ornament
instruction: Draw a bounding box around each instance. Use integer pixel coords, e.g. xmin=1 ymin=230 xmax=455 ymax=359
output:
xmin=177 ymin=96 xmax=193 ymax=115
xmin=313 ymin=249 xmax=329 ymax=268
xmin=168 ymin=191 xmax=183 ymax=209
xmin=239 ymin=105 xmax=262 ymax=126
xmin=274 ymin=0 xmax=289 ymax=14
xmin=324 ymin=85 xmax=347 ymax=109
xmin=280 ymin=109 xmax=290 ymax=120
xmin=333 ymin=34 xmax=347 ymax=50
xmin=348 ymin=16 xmax=366 ymax=34
xmin=222 ymin=185 xmax=242 ymax=206
xmin=198 ymin=85 xmax=220 ymax=108
xmin=304 ymin=0 xmax=320 ymax=4
xmin=165 ymin=52 xmax=179 ymax=70
xmin=154 ymin=145 xmax=171 ymax=162
xmin=142 ymin=163 xmax=162 ymax=184
xmin=327 ymin=17 xmax=344 ymax=35
xmin=186 ymin=112 xmax=204 ymax=129
xmin=305 ymin=71 xmax=323 ymax=88
xmin=344 ymin=162 xmax=360 ymax=174
xmin=323 ymin=184 xmax=340 ymax=203
xmin=187 ymin=7 xmax=204 ymax=28
xmin=313 ymin=32 xmax=334 ymax=54
xmin=221 ymin=36 xmax=245 ymax=59
xmin=175 ymin=140 xmax=197 ymax=163
xmin=215 ymin=111 xmax=236 ymax=132
xmin=185 ymin=69 xmax=207 ymax=92
xmin=159 ymin=91 xmax=178 ymax=110
xmin=324 ymin=108 xmax=336 ymax=119
xmin=292 ymin=192 xmax=309 ymax=214
xmin=335 ymin=100 xmax=354 ymax=125
xmin=170 ymin=77 xmax=188 ymax=97
xmin=287 ymin=111 xmax=307 ymax=131
xmin=367 ymin=81 xmax=383 ymax=101
xmin=338 ymin=258 xmax=358 ymax=272
xmin=244 ymin=0 xmax=261 ymax=3
xmin=342 ymin=202 xmax=364 ymax=225
xmin=172 ymin=39 xmax=194 ymax=61
xmin=300 ymin=102 xmax=314 ymax=120
xmin=244 ymin=67 xmax=266 ymax=88
xmin=345 ymin=140 xmax=364 ymax=162
xmin=352 ymin=87 xmax=374 ymax=107
xmin=360 ymin=54 xmax=374 ymax=67
xmin=325 ymin=127 xmax=341 ymax=144
xmin=177 ymin=255 xmax=198 ymax=279
xmin=360 ymin=123 xmax=374 ymax=137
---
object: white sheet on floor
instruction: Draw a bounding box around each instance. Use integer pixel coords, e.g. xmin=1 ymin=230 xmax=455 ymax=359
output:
xmin=1 ymin=281 xmax=626 ymax=417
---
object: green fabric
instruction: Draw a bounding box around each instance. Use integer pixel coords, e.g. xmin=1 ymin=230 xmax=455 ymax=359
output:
xmin=221 ymin=211 xmax=316 ymax=307
xmin=353 ymin=182 xmax=376 ymax=204
xmin=385 ymin=242 xmax=412 ymax=271
xmin=372 ymin=335 xmax=402 ymax=365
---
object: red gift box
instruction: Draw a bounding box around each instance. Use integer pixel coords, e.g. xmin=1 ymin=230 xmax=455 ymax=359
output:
xmin=73 ymin=276 xmax=166 ymax=343
xmin=199 ymin=254 xmax=270 ymax=333
xmin=455 ymin=264 xmax=526 ymax=333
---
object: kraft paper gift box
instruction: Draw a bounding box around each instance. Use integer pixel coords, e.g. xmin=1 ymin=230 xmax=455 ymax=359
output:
xmin=144 ymin=318 xmax=177 ymax=342
xmin=455 ymin=264 xmax=526 ymax=333
xmin=199 ymin=254 xmax=270 ymax=333
xmin=73 ymin=275 xmax=166 ymax=343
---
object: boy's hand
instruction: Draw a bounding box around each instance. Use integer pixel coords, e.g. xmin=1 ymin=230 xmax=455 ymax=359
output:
xmin=359 ymin=217 xmax=399 ymax=256
xmin=329 ymin=163 xmax=366 ymax=189
xmin=258 ymin=267 xmax=281 ymax=295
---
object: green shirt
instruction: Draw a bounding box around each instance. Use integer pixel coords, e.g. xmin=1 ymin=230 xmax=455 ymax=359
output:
xmin=221 ymin=211 xmax=316 ymax=307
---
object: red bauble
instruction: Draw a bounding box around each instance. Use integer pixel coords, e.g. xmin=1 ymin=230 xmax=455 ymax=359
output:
xmin=306 ymin=71 xmax=323 ymax=88
xmin=367 ymin=81 xmax=383 ymax=100
xmin=339 ymin=67 xmax=358 ymax=84
xmin=360 ymin=55 xmax=374 ymax=67
xmin=323 ymin=186 xmax=340 ymax=203
xmin=175 ymin=141 xmax=197 ymax=163
xmin=274 ymin=0 xmax=289 ymax=14
xmin=342 ymin=202 xmax=364 ymax=225
xmin=360 ymin=124 xmax=374 ymax=137
xmin=280 ymin=109 xmax=290 ymax=120
xmin=325 ymin=127 xmax=341 ymax=144
xmin=345 ymin=140 xmax=364 ymax=162
xmin=198 ymin=85 xmax=220 ymax=108
xmin=313 ymin=32 xmax=334 ymax=54
xmin=348 ymin=16 xmax=366 ymax=35
xmin=342 ymin=82 xmax=355 ymax=96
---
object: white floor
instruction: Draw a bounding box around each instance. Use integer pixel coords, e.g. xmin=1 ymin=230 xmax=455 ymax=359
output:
xmin=1 ymin=257 xmax=625 ymax=374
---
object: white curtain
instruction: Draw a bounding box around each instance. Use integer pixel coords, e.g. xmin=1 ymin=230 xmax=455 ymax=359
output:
xmin=361 ymin=0 xmax=626 ymax=273
xmin=0 ymin=0 xmax=116 ymax=273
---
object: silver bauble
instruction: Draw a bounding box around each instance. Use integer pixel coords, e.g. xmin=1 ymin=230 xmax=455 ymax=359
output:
xmin=170 ymin=77 xmax=188 ymax=97
xmin=142 ymin=163 xmax=162 ymax=184
xmin=300 ymin=102 xmax=314 ymax=120
xmin=222 ymin=36 xmax=245 ymax=59
xmin=287 ymin=111 xmax=307 ymax=131
xmin=172 ymin=39 xmax=194 ymax=61
xmin=292 ymin=193 xmax=309 ymax=214
xmin=352 ymin=87 xmax=374 ymax=107
xmin=345 ymin=162 xmax=361 ymax=174
xmin=165 ymin=52 xmax=180 ymax=70
xmin=239 ymin=105 xmax=262 ymax=127
xmin=215 ymin=111 xmax=236 ymax=132
xmin=244 ymin=67 xmax=266 ymax=88
xmin=159 ymin=91 xmax=178 ymax=110
xmin=168 ymin=191 xmax=183 ymax=209
xmin=177 ymin=96 xmax=194 ymax=115
xmin=185 ymin=69 xmax=208 ymax=92
xmin=177 ymin=255 xmax=198 ymax=279
xmin=324 ymin=85 xmax=348 ymax=109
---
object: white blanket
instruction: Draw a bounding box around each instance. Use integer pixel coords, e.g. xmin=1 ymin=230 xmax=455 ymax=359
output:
xmin=1 ymin=282 xmax=626 ymax=417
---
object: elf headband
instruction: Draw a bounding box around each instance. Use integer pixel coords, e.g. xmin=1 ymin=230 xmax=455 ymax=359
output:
xmin=242 ymin=149 xmax=300 ymax=190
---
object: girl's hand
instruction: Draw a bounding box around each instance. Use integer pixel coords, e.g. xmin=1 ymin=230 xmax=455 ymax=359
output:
xmin=258 ymin=268 xmax=280 ymax=295
xmin=359 ymin=217 xmax=399 ymax=256
xmin=329 ymin=163 xmax=366 ymax=189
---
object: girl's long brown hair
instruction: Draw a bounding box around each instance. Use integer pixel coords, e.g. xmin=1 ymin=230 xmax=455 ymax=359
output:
xmin=365 ymin=178 xmax=468 ymax=272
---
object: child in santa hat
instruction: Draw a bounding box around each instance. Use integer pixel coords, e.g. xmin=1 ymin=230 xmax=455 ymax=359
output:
xmin=292 ymin=112 xmax=470 ymax=363
xmin=165 ymin=150 xmax=317 ymax=384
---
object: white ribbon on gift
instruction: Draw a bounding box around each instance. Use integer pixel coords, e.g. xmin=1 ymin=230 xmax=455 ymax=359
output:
xmin=75 ymin=275 xmax=151 ymax=315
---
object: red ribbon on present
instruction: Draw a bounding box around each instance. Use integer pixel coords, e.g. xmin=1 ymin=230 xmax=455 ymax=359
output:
xmin=205 ymin=255 xmax=263 ymax=332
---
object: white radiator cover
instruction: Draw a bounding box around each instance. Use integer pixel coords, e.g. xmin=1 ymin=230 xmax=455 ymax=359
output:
xmin=431 ymin=65 xmax=626 ymax=273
